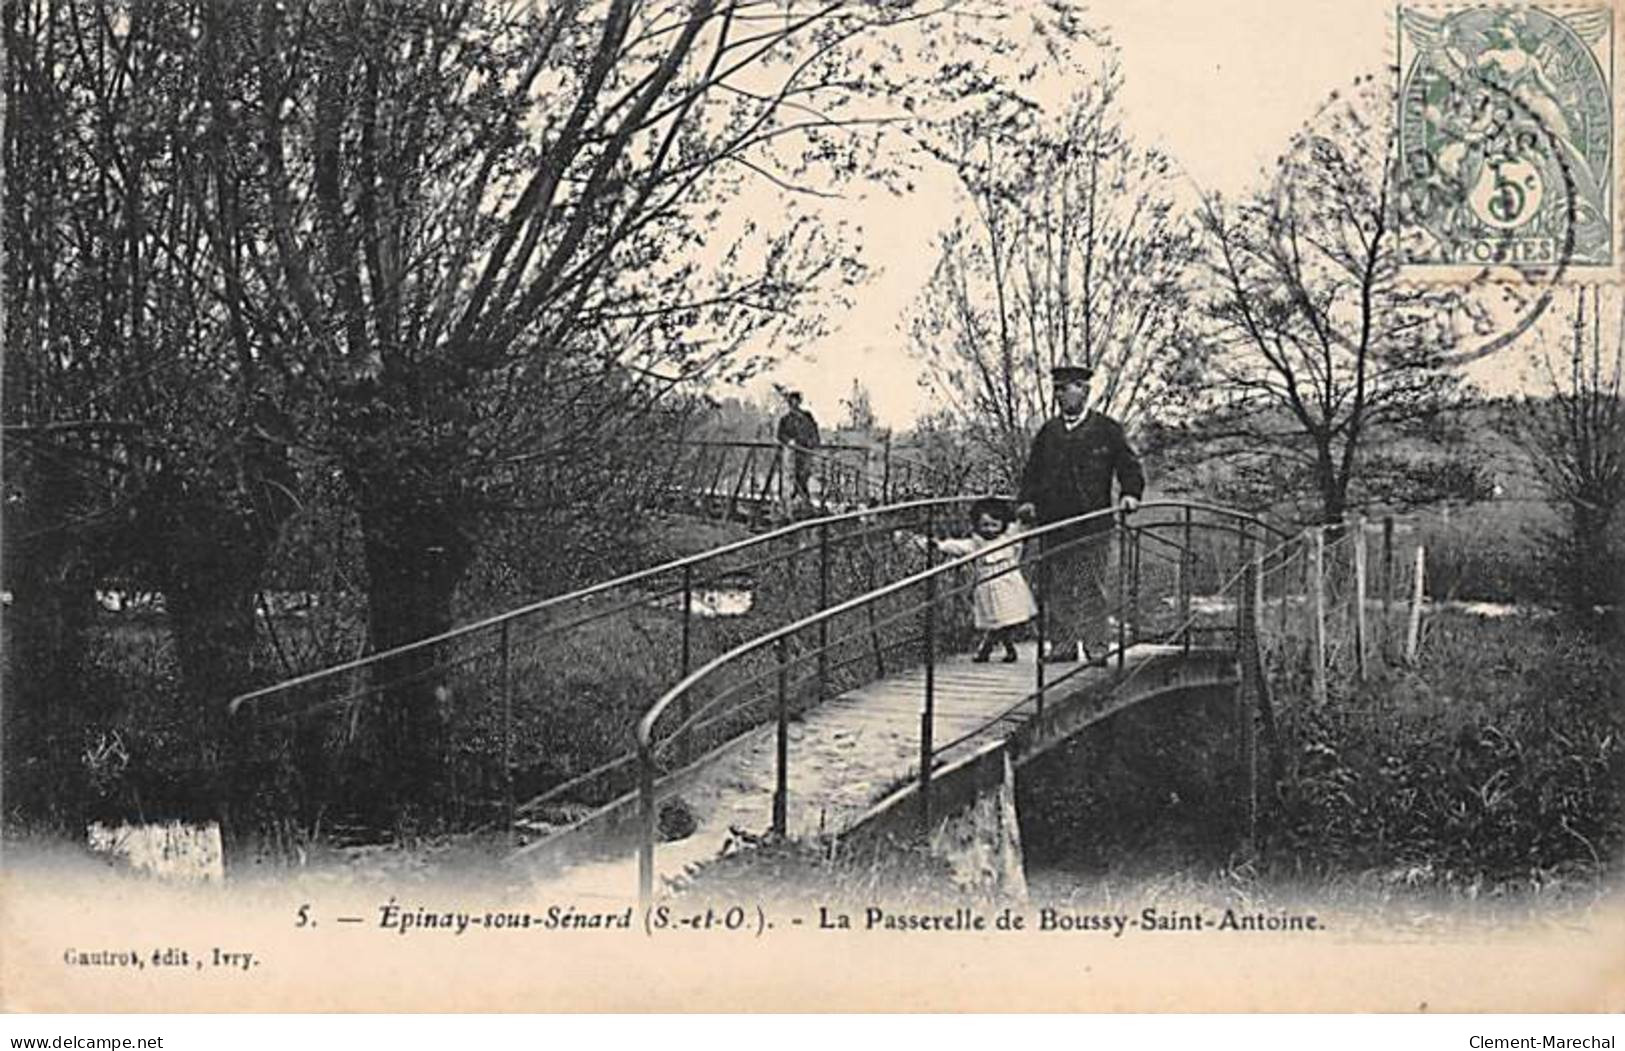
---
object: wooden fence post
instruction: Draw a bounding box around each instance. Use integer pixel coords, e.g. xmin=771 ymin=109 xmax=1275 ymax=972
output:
xmin=1311 ymin=526 xmax=1327 ymax=705
xmin=1406 ymin=545 xmax=1427 ymax=665
xmin=1353 ymin=515 xmax=1368 ymax=682
xmin=1381 ymin=516 xmax=1395 ymax=663
xmin=1275 ymin=535 xmax=1290 ymax=645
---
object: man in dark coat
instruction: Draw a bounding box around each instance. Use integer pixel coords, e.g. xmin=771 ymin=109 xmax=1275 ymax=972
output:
xmin=1017 ymin=363 xmax=1144 ymax=663
xmin=776 ymin=390 xmax=821 ymax=504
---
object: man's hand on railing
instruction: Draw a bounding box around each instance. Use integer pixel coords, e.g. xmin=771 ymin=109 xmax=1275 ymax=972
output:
xmin=1119 ymin=495 xmax=1140 ymax=514
xmin=1016 ymin=502 xmax=1037 ymax=525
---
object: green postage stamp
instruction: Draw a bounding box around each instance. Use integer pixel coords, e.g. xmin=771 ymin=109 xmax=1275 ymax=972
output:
xmin=1397 ymin=5 xmax=1617 ymax=279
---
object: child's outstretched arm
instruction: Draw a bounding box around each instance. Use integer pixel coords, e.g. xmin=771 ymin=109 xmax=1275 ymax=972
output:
xmin=889 ymin=530 xmax=976 ymax=557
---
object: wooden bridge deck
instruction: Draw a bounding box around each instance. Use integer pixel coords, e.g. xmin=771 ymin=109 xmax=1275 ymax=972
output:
xmin=523 ymin=641 xmax=1201 ymax=901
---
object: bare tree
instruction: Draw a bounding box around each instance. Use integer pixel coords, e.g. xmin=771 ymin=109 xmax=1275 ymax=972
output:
xmin=226 ymin=0 xmax=982 ymax=800
xmin=8 ymin=0 xmax=1035 ymax=815
xmin=1194 ymin=78 xmax=1470 ymax=523
xmin=908 ymin=58 xmax=1197 ymax=483
xmin=3 ymin=0 xmax=300 ymax=825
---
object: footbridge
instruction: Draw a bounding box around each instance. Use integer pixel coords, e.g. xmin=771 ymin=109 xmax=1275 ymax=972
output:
xmin=655 ymin=438 xmax=955 ymax=524
xmin=228 ymin=499 xmax=1297 ymax=901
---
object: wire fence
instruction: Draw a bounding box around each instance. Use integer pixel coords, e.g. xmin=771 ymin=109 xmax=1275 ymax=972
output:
xmin=1255 ymin=516 xmax=1432 ymax=711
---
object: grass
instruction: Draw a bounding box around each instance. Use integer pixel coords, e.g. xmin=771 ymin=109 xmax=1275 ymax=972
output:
xmin=672 ymin=609 xmax=1622 ymax=916
xmin=1269 ymin=612 xmax=1622 ymax=886
xmin=665 ymin=833 xmax=969 ymax=908
xmin=1415 ymin=500 xmax=1565 ymax=604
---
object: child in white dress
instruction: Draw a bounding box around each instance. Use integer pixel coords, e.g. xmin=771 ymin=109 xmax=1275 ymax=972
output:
xmin=931 ymin=498 xmax=1038 ymax=663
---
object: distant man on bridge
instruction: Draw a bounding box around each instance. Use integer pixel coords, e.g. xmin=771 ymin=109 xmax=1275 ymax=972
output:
xmin=777 ymin=389 xmax=821 ymax=507
xmin=1017 ymin=363 xmax=1144 ymax=664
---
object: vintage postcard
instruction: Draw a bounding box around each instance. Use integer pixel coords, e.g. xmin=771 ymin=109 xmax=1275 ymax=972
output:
xmin=3 ymin=0 xmax=1623 ymax=1014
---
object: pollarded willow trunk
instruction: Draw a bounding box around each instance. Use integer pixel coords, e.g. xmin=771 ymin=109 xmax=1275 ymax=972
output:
xmin=355 ymin=496 xmax=475 ymax=823
xmin=165 ymin=559 xmax=263 ymax=821
xmin=2 ymin=450 xmax=100 ymax=825
xmin=150 ymin=437 xmax=297 ymax=834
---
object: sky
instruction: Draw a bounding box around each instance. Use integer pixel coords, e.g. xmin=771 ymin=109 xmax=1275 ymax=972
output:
xmin=739 ymin=0 xmax=1552 ymax=429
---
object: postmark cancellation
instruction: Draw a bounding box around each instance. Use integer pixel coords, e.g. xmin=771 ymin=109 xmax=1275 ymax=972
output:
xmin=1397 ymin=4 xmax=1620 ymax=282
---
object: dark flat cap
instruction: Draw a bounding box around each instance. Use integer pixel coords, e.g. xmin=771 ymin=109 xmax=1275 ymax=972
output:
xmin=1051 ymin=363 xmax=1092 ymax=383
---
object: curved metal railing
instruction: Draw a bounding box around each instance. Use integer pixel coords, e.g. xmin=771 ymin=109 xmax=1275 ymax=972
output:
xmin=225 ymin=493 xmax=998 ymax=832
xmin=632 ymin=500 xmax=1293 ymax=900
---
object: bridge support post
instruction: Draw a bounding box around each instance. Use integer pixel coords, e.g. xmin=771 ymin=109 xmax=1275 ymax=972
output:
xmin=817 ymin=523 xmax=830 ymax=702
xmin=1116 ymin=515 xmax=1127 ymax=670
xmin=1128 ymin=526 xmax=1141 ymax=647
xmin=759 ymin=446 xmax=780 ymax=510
xmin=773 ymin=637 xmax=789 ymax=837
xmin=1034 ymin=581 xmax=1046 ymax=716
xmin=501 ymin=619 xmax=514 ymax=847
xmin=1180 ymin=506 xmax=1192 ymax=652
xmin=778 ymin=446 xmax=790 ymax=521
xmin=638 ymin=751 xmax=656 ymax=908
xmin=726 ymin=448 xmax=754 ymax=521
xmin=920 ymin=748 xmax=1028 ymax=899
xmin=680 ymin=564 xmax=693 ymax=767
xmin=919 ymin=571 xmax=937 ymax=832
